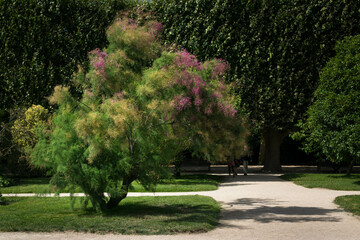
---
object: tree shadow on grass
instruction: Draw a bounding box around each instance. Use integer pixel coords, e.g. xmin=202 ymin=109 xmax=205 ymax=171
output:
xmin=14 ymin=177 xmax=50 ymax=186
xmin=173 ymin=174 xmax=224 ymax=181
xmin=218 ymin=183 xmax=255 ymax=188
xmin=155 ymin=181 xmax=219 ymax=187
xmin=75 ymin=197 xmax=219 ymax=219
xmin=97 ymin=200 xmax=219 ymax=232
xmin=105 ymin=200 xmax=216 ymax=216
xmin=278 ymin=173 xmax=306 ymax=181
xmin=329 ymin=174 xmax=360 ymax=187
xmin=214 ymin=174 xmax=291 ymax=188
xmin=222 ymin=174 xmax=289 ymax=183
xmin=156 ymin=175 xmax=224 ymax=186
xmin=329 ymin=174 xmax=360 ymax=179
xmin=220 ymin=198 xmax=341 ymax=227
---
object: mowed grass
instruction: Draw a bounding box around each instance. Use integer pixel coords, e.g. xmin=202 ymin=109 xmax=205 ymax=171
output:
xmin=280 ymin=173 xmax=360 ymax=217
xmin=334 ymin=195 xmax=360 ymax=216
xmin=280 ymin=173 xmax=360 ymax=191
xmin=0 ymin=196 xmax=220 ymax=234
xmin=132 ymin=175 xmax=223 ymax=192
xmin=0 ymin=178 xmax=52 ymax=194
xmin=0 ymin=174 xmax=223 ymax=194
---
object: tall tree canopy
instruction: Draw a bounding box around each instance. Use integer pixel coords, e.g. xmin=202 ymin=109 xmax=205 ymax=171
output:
xmin=30 ymin=16 xmax=246 ymax=211
xmin=151 ymin=0 xmax=360 ymax=171
xmin=296 ymin=35 xmax=360 ymax=173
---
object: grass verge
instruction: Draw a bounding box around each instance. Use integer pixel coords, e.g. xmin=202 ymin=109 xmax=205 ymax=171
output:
xmin=279 ymin=173 xmax=360 ymax=191
xmin=334 ymin=195 xmax=360 ymax=216
xmin=0 ymin=174 xmax=223 ymax=194
xmin=0 ymin=195 xmax=220 ymax=234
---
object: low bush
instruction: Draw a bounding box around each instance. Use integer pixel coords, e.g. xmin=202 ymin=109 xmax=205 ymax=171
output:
xmin=0 ymin=176 xmax=14 ymax=188
xmin=12 ymin=105 xmax=49 ymax=150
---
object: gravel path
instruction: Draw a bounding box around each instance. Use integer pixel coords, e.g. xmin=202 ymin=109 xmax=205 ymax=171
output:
xmin=1 ymin=173 xmax=360 ymax=240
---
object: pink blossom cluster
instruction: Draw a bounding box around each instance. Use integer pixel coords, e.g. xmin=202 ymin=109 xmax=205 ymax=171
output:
xmin=111 ymin=92 xmax=123 ymax=103
xmin=212 ymin=59 xmax=229 ymax=78
xmin=114 ymin=92 xmax=123 ymax=99
xmin=177 ymin=72 xmax=206 ymax=94
xmin=174 ymin=96 xmax=192 ymax=111
xmin=194 ymin=98 xmax=203 ymax=106
xmin=217 ymin=102 xmax=237 ymax=117
xmin=218 ymin=82 xmax=226 ymax=91
xmin=174 ymin=50 xmax=202 ymax=70
xmin=89 ymin=48 xmax=108 ymax=81
xmin=211 ymin=92 xmax=223 ymax=99
xmin=174 ymin=71 xmax=208 ymax=112
xmin=170 ymin=51 xmax=237 ymax=118
xmin=152 ymin=21 xmax=163 ymax=34
xmin=204 ymin=104 xmax=214 ymax=115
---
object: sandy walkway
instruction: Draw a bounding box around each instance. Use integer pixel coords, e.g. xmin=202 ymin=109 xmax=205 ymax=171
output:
xmin=1 ymin=173 xmax=360 ymax=240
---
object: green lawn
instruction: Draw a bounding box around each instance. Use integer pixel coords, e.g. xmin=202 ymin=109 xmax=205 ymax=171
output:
xmin=0 ymin=174 xmax=223 ymax=194
xmin=0 ymin=178 xmax=52 ymax=194
xmin=280 ymin=173 xmax=360 ymax=217
xmin=334 ymin=195 xmax=360 ymax=216
xmin=0 ymin=195 xmax=220 ymax=234
xmin=280 ymin=173 xmax=360 ymax=191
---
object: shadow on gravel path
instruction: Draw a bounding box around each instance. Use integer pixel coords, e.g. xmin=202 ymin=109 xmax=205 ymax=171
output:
xmin=222 ymin=199 xmax=341 ymax=225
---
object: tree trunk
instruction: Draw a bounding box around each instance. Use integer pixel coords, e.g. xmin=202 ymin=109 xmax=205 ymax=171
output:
xmin=258 ymin=135 xmax=265 ymax=165
xmin=346 ymin=160 xmax=354 ymax=176
xmin=88 ymin=192 xmax=107 ymax=212
xmin=174 ymin=160 xmax=181 ymax=177
xmin=261 ymin=128 xmax=288 ymax=172
xmin=106 ymin=174 xmax=137 ymax=209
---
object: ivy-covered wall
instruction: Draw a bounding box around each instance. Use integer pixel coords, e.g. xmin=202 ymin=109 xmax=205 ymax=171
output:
xmin=152 ymin=0 xmax=360 ymax=129
xmin=0 ymin=0 xmax=129 ymax=109
xmin=152 ymin=0 xmax=360 ymax=170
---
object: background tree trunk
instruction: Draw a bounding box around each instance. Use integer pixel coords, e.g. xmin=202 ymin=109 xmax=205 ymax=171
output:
xmin=261 ymin=128 xmax=288 ymax=172
xmin=258 ymin=135 xmax=265 ymax=165
xmin=346 ymin=160 xmax=354 ymax=176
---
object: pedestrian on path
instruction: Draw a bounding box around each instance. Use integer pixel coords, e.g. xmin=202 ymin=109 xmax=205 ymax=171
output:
xmin=241 ymin=145 xmax=252 ymax=176
xmin=227 ymin=157 xmax=240 ymax=177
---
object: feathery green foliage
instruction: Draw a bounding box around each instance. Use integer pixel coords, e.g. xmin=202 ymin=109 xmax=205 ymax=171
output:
xmin=30 ymin=15 xmax=246 ymax=211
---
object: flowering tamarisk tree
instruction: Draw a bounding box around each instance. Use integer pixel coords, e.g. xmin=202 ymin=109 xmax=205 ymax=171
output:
xmin=30 ymin=17 xmax=247 ymax=211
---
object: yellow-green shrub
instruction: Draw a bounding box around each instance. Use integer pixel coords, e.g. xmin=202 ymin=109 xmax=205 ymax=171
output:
xmin=11 ymin=105 xmax=48 ymax=149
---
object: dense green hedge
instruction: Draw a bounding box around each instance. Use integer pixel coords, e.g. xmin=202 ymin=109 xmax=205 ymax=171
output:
xmin=152 ymin=0 xmax=360 ymax=130
xmin=0 ymin=0 xmax=129 ymax=109
xmin=152 ymin=0 xmax=360 ymax=171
